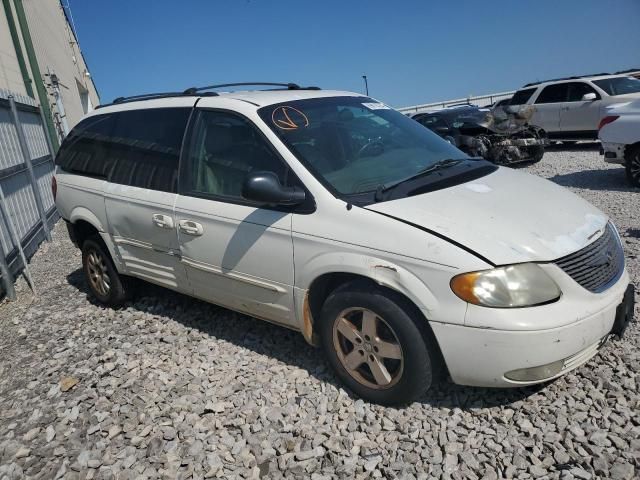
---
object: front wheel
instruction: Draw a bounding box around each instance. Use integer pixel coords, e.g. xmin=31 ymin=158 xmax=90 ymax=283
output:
xmin=625 ymin=145 xmax=640 ymax=188
xmin=319 ymin=283 xmax=439 ymax=405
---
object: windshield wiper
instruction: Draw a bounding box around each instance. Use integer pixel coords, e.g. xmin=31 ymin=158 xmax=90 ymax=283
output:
xmin=374 ymin=158 xmax=465 ymax=201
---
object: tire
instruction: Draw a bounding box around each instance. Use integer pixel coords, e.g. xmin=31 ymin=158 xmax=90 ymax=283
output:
xmin=625 ymin=145 xmax=640 ymax=188
xmin=319 ymin=282 xmax=439 ymax=405
xmin=528 ymin=145 xmax=544 ymax=164
xmin=82 ymin=236 xmax=130 ymax=307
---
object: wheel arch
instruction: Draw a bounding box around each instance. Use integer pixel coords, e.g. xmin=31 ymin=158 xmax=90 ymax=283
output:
xmin=624 ymin=142 xmax=640 ymax=188
xmin=69 ymin=219 xmax=100 ymax=248
xmin=68 ymin=207 xmax=122 ymax=271
xmin=302 ymin=270 xmax=449 ymax=380
xmin=69 ymin=207 xmax=106 ymax=235
xmin=624 ymin=141 xmax=640 ymax=158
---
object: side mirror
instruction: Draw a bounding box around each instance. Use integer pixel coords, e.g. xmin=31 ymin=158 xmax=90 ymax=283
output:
xmin=582 ymin=92 xmax=597 ymax=101
xmin=242 ymin=171 xmax=305 ymax=206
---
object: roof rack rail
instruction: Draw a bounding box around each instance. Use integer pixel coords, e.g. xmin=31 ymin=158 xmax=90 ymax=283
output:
xmin=614 ymin=67 xmax=640 ymax=75
xmin=95 ymin=90 xmax=209 ymax=109
xmin=97 ymin=82 xmax=321 ymax=109
xmin=523 ymin=72 xmax=612 ymax=88
xmin=182 ymin=82 xmax=320 ymax=95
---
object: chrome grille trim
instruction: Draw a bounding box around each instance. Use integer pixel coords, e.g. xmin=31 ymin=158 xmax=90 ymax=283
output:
xmin=554 ymin=223 xmax=624 ymax=293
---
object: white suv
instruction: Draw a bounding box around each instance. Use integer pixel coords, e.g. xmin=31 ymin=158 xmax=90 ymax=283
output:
xmin=54 ymin=83 xmax=634 ymax=405
xmin=509 ymin=75 xmax=640 ymax=141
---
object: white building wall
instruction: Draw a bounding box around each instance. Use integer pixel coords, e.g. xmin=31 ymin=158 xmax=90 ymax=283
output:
xmin=0 ymin=4 xmax=29 ymax=96
xmin=22 ymin=0 xmax=99 ymax=131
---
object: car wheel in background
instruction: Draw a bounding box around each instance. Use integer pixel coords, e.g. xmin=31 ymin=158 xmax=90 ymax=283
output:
xmin=528 ymin=145 xmax=545 ymax=164
xmin=82 ymin=237 xmax=131 ymax=307
xmin=625 ymin=145 xmax=640 ymax=188
xmin=319 ymin=282 xmax=440 ymax=405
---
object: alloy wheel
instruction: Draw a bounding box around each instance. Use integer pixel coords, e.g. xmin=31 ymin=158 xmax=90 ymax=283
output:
xmin=332 ymin=307 xmax=404 ymax=389
xmin=86 ymin=249 xmax=110 ymax=296
xmin=630 ymin=151 xmax=640 ymax=186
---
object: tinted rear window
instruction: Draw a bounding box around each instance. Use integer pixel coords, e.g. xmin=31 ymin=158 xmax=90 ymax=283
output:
xmin=108 ymin=108 xmax=191 ymax=192
xmin=56 ymin=114 xmax=116 ymax=178
xmin=510 ymin=88 xmax=536 ymax=105
xmin=56 ymin=108 xmax=191 ymax=193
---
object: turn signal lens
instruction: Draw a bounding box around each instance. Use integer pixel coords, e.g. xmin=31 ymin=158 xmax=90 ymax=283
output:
xmin=450 ymin=263 xmax=561 ymax=308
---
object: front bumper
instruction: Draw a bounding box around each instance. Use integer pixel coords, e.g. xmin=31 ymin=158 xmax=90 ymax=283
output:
xmin=430 ymin=272 xmax=632 ymax=387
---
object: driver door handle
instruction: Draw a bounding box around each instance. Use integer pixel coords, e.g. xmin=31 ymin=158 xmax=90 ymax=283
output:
xmin=152 ymin=213 xmax=174 ymax=229
xmin=178 ymin=220 xmax=204 ymax=236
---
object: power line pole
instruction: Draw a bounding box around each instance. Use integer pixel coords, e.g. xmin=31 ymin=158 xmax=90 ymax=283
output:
xmin=362 ymin=75 xmax=369 ymax=96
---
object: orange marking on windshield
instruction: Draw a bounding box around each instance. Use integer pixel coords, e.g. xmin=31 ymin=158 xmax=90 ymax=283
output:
xmin=272 ymin=106 xmax=309 ymax=130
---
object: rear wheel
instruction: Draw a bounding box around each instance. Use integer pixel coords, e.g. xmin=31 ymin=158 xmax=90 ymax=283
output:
xmin=625 ymin=145 xmax=640 ymax=188
xmin=319 ymin=282 xmax=439 ymax=405
xmin=82 ymin=237 xmax=130 ymax=307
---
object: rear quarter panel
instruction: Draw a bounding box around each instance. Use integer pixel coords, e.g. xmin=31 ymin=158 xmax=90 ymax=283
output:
xmin=54 ymin=169 xmax=123 ymax=269
xmin=598 ymin=113 xmax=640 ymax=145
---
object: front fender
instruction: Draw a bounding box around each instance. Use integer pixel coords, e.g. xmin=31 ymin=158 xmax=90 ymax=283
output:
xmin=298 ymin=252 xmax=441 ymax=313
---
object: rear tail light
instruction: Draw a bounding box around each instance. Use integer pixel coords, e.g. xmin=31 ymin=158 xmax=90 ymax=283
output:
xmin=598 ymin=115 xmax=619 ymax=130
xmin=51 ymin=175 xmax=57 ymax=200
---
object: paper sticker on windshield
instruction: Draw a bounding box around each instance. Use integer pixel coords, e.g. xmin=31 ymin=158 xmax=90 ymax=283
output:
xmin=272 ymin=106 xmax=309 ymax=130
xmin=362 ymin=102 xmax=390 ymax=110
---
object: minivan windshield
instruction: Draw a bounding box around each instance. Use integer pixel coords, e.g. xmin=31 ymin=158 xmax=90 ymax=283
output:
xmin=593 ymin=76 xmax=640 ymax=96
xmin=258 ymin=97 xmax=474 ymax=197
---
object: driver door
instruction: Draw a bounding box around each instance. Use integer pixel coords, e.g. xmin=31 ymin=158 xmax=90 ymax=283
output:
xmin=559 ymin=82 xmax=602 ymax=134
xmin=174 ymin=109 xmax=297 ymax=326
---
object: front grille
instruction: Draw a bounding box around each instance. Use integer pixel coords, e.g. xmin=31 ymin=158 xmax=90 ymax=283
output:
xmin=554 ymin=223 xmax=624 ymax=293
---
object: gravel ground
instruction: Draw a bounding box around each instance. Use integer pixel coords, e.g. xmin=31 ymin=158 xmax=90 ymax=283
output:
xmin=1 ymin=146 xmax=638 ymax=480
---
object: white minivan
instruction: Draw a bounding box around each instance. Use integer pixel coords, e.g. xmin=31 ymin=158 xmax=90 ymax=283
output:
xmin=54 ymin=83 xmax=635 ymax=405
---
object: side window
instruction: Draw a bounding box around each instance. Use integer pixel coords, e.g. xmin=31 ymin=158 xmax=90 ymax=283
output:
xmin=510 ymin=88 xmax=537 ymax=105
xmin=535 ymin=84 xmax=569 ymax=104
xmin=566 ymin=82 xmax=601 ymax=102
xmin=55 ymin=114 xmax=115 ymax=178
xmin=182 ymin=110 xmax=290 ymax=200
xmin=108 ymin=108 xmax=190 ymax=193
xmin=417 ymin=115 xmax=449 ymax=131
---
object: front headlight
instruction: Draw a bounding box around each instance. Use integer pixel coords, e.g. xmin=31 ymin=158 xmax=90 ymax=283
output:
xmin=450 ymin=263 xmax=561 ymax=308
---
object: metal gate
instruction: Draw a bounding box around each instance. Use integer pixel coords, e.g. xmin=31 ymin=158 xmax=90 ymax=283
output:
xmin=0 ymin=88 xmax=58 ymax=299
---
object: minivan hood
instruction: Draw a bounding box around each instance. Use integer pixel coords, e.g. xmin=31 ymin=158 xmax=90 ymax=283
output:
xmin=366 ymin=167 xmax=608 ymax=265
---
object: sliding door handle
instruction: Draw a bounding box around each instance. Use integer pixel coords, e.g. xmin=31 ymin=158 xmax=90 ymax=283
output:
xmin=178 ymin=220 xmax=204 ymax=236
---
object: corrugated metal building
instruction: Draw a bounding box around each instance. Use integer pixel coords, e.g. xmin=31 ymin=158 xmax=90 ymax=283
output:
xmin=0 ymin=0 xmax=98 ymax=298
